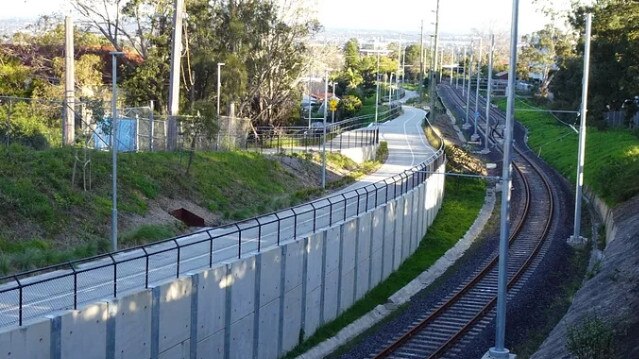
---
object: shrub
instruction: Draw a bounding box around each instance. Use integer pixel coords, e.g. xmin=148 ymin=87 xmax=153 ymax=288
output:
xmin=338 ymin=95 xmax=363 ymax=118
xmin=567 ymin=315 xmax=615 ymax=359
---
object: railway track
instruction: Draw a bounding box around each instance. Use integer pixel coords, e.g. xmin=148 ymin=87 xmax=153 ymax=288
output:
xmin=369 ymin=86 xmax=555 ymax=358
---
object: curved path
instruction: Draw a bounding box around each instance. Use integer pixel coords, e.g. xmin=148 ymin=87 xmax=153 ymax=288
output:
xmin=0 ymin=101 xmax=436 ymax=329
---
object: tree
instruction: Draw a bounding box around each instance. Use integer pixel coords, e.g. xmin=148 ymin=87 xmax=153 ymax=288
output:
xmin=551 ymin=0 xmax=639 ymax=126
xmin=343 ymin=38 xmax=360 ymax=70
xmin=517 ymin=25 xmax=575 ymax=97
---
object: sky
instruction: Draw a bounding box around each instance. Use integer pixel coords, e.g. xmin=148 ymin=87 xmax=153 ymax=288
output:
xmin=2 ymin=0 xmax=571 ymax=36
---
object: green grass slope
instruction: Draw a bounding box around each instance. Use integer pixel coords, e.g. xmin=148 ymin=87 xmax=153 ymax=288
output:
xmin=497 ymin=98 xmax=639 ymax=205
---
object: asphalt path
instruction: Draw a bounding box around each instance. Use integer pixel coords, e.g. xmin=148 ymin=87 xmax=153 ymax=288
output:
xmin=0 ymin=97 xmax=437 ymax=329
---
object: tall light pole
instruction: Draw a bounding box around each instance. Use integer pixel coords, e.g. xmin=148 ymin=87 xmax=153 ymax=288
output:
xmin=110 ymin=51 xmax=123 ymax=252
xmin=216 ymin=62 xmax=225 ymax=116
xmin=375 ymin=51 xmax=380 ymax=124
xmin=449 ymin=46 xmax=454 ymax=85
xmin=484 ymin=34 xmax=495 ymax=153
xmin=473 ymin=37 xmax=484 ymax=140
xmin=464 ymin=52 xmax=474 ymax=129
xmin=322 ymin=69 xmax=329 ymax=189
xmin=571 ymin=13 xmax=593 ymax=244
xmin=429 ymin=0 xmax=441 ymax=112
xmin=487 ymin=1 xmax=519 ymax=358
xmin=462 ymin=47 xmax=467 ymax=95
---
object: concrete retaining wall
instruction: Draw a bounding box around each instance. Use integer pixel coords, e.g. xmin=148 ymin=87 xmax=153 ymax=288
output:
xmin=0 ymin=161 xmax=446 ymax=359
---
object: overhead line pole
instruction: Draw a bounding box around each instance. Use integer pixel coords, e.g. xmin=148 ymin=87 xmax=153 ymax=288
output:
xmin=488 ymin=1 xmax=519 ymax=358
xmin=571 ymin=13 xmax=593 ymax=244
xmin=419 ymin=20 xmax=424 ymax=101
xmin=429 ymin=0 xmax=440 ymax=112
xmin=484 ymin=34 xmax=495 ymax=153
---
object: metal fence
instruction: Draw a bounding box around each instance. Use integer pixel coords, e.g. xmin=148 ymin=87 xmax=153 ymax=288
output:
xmin=0 ymin=127 xmax=443 ymax=329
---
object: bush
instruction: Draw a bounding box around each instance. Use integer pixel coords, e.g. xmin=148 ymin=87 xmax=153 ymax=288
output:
xmin=567 ymin=315 xmax=615 ymax=359
xmin=338 ymin=95 xmax=363 ymax=118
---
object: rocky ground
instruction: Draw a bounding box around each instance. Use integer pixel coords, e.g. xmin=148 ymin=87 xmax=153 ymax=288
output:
xmin=532 ymin=194 xmax=639 ymax=359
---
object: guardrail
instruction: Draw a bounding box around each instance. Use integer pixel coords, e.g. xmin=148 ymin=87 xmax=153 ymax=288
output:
xmin=0 ymin=111 xmax=438 ymax=329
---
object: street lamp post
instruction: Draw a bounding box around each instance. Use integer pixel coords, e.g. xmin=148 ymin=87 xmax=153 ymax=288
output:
xmin=216 ymin=62 xmax=225 ymax=116
xmin=110 ymin=51 xmax=123 ymax=252
xmin=375 ymin=51 xmax=380 ymax=124
xmin=322 ymin=69 xmax=329 ymax=189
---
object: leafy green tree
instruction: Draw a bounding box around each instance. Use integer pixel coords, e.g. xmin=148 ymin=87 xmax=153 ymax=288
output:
xmin=517 ymin=25 xmax=575 ymax=97
xmin=551 ymin=0 xmax=639 ymax=126
xmin=338 ymin=95 xmax=362 ymax=118
xmin=344 ymin=38 xmax=360 ymax=70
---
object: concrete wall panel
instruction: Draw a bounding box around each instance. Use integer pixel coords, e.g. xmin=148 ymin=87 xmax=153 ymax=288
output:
xmin=382 ymin=202 xmax=395 ymax=279
xmin=256 ymin=298 xmax=280 ymax=359
xmin=157 ymin=276 xmax=192 ymax=355
xmin=284 ymin=240 xmax=304 ymax=292
xmin=322 ymin=227 xmax=341 ymax=323
xmin=339 ymin=220 xmax=357 ymax=312
xmin=0 ymin=317 xmax=50 ymax=359
xmin=228 ymin=313 xmax=254 ymax=359
xmin=113 ymin=289 xmax=152 ymax=359
xmin=257 ymin=247 xmax=282 ymax=306
xmin=356 ymin=213 xmax=372 ymax=300
xmin=393 ymin=197 xmax=405 ymax=270
xmin=304 ymin=234 xmax=323 ymax=338
xmin=281 ymin=284 xmax=302 ymax=354
xmin=196 ymin=265 xmax=228 ymax=342
xmin=159 ymin=338 xmax=189 ymax=359
xmin=229 ymin=257 xmax=256 ymax=324
xmin=196 ymin=329 xmax=224 ymax=359
xmin=303 ymin=286 xmax=321 ymax=338
xmin=60 ymin=302 xmax=108 ymax=359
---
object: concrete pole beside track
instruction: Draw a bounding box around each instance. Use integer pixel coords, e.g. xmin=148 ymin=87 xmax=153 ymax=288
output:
xmin=571 ymin=14 xmax=593 ymax=244
xmin=486 ymin=1 xmax=519 ymax=359
xmin=484 ymin=34 xmax=495 ymax=153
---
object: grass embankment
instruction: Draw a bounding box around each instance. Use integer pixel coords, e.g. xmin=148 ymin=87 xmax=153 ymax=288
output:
xmin=496 ymin=98 xmax=639 ymax=205
xmin=0 ymin=145 xmax=385 ymax=275
xmin=358 ymin=95 xmax=390 ymax=118
xmin=284 ymin=127 xmax=486 ymax=358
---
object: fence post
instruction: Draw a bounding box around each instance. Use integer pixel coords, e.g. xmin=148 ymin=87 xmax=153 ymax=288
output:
xmin=150 ymin=101 xmax=155 ymax=151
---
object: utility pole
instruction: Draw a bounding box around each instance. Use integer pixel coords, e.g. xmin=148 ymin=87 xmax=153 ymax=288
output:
xmin=167 ymin=0 xmax=184 ymax=150
xmin=429 ymin=0 xmax=440 ymax=112
xmin=473 ymin=37 xmax=484 ymax=140
xmin=375 ymin=51 xmax=380 ymax=124
xmin=462 ymin=47 xmax=466 ymax=95
xmin=571 ymin=13 xmax=593 ymax=245
xmin=438 ymin=47 xmax=444 ymax=83
xmin=487 ymin=1 xmax=519 ymax=358
xmin=110 ymin=51 xmax=123 ymax=252
xmin=419 ymin=20 xmax=424 ymax=101
xmin=471 ymin=37 xmax=482 ymax=141
xmin=464 ymin=53 xmax=473 ymax=129
xmin=484 ymin=34 xmax=495 ymax=153
xmin=63 ymin=15 xmax=75 ymax=145
xmin=449 ymin=46 xmax=454 ymax=85
xmin=322 ymin=70 xmax=328 ymax=189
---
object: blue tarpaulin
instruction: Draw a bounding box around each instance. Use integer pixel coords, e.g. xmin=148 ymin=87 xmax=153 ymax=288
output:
xmin=93 ymin=118 xmax=137 ymax=152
